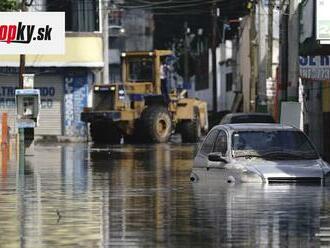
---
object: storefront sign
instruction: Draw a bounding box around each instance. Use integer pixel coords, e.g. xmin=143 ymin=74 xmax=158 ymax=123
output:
xmin=299 ymin=55 xmax=330 ymax=80
xmin=0 ymin=12 xmax=64 ymax=54
xmin=316 ymin=0 xmax=330 ymax=41
xmin=0 ymin=86 xmax=55 ymax=109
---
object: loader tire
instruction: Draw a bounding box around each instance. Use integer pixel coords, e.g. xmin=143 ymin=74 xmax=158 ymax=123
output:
xmin=90 ymin=120 xmax=121 ymax=144
xmin=181 ymin=117 xmax=201 ymax=143
xmin=140 ymin=106 xmax=172 ymax=143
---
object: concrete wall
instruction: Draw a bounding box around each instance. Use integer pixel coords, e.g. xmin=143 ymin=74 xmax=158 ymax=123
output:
xmin=188 ymin=41 xmax=236 ymax=113
xmin=238 ymin=17 xmax=252 ymax=112
xmin=188 ymin=49 xmax=213 ymax=111
xmin=218 ymin=41 xmax=235 ymax=112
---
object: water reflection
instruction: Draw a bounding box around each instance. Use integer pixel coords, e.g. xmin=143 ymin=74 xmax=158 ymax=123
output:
xmin=0 ymin=143 xmax=329 ymax=247
xmin=192 ymin=181 xmax=328 ymax=247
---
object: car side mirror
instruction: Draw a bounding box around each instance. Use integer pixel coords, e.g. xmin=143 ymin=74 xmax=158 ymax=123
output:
xmin=208 ymin=152 xmax=228 ymax=163
xmin=207 ymin=152 xmax=228 ymax=169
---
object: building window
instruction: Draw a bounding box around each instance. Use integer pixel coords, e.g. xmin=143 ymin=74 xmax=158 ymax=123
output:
xmin=109 ymin=37 xmax=125 ymax=50
xmin=109 ymin=9 xmax=123 ymax=27
xmin=195 ymin=53 xmax=209 ymax=91
xmin=47 ymin=0 xmax=100 ymax=32
xmin=226 ymin=73 xmax=233 ymax=92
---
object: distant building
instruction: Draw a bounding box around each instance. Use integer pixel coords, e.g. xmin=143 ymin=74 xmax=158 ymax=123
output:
xmin=236 ymin=3 xmax=279 ymax=115
xmin=108 ymin=3 xmax=154 ymax=83
xmin=0 ymin=0 xmax=103 ymax=140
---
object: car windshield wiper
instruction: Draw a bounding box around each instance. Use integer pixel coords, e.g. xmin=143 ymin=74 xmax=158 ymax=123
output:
xmin=234 ymin=154 xmax=262 ymax=159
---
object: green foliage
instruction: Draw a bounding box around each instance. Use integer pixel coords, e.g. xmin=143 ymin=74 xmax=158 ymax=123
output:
xmin=0 ymin=0 xmax=17 ymax=11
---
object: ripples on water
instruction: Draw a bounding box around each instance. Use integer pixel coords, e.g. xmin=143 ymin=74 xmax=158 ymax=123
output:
xmin=0 ymin=142 xmax=329 ymax=247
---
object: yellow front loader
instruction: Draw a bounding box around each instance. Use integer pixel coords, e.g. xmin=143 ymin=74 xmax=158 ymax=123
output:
xmin=81 ymin=50 xmax=208 ymax=143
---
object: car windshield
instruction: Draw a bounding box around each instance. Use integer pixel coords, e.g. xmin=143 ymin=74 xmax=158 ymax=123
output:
xmin=232 ymin=130 xmax=319 ymax=160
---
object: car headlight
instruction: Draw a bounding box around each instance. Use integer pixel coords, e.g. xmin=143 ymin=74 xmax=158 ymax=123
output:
xmin=240 ymin=170 xmax=264 ymax=183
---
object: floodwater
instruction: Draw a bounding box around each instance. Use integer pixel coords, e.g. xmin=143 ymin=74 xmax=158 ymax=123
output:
xmin=0 ymin=142 xmax=330 ymax=247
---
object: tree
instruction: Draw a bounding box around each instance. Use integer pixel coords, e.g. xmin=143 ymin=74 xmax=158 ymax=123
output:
xmin=0 ymin=0 xmax=17 ymax=11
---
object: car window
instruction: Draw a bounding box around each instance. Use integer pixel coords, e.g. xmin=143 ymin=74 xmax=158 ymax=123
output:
xmin=213 ymin=130 xmax=228 ymax=156
xmin=220 ymin=116 xmax=230 ymax=124
xmin=200 ymin=130 xmax=219 ymax=155
xmin=232 ymin=130 xmax=319 ymax=159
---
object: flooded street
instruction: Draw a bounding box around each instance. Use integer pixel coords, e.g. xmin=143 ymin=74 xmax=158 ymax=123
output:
xmin=0 ymin=142 xmax=330 ymax=247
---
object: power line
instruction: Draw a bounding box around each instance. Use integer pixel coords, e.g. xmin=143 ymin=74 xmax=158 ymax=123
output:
xmin=30 ymin=0 xmax=249 ymax=14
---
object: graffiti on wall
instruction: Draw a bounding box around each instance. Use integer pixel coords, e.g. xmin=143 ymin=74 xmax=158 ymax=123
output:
xmin=64 ymin=76 xmax=88 ymax=137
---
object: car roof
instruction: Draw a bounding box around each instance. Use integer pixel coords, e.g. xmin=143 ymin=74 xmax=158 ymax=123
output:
xmin=225 ymin=112 xmax=273 ymax=117
xmin=220 ymin=112 xmax=275 ymax=124
xmin=213 ymin=123 xmax=297 ymax=132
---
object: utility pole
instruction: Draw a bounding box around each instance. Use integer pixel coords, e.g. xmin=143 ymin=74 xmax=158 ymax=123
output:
xmin=250 ymin=0 xmax=257 ymax=112
xmin=257 ymin=0 xmax=267 ymax=112
xmin=287 ymin=0 xmax=299 ymax=100
xmin=267 ymin=0 xmax=274 ymax=79
xmin=267 ymin=0 xmax=274 ymax=114
xmin=279 ymin=0 xmax=289 ymax=102
xmin=19 ymin=0 xmax=27 ymax=89
xmin=103 ymin=0 xmax=110 ymax=84
xmin=211 ymin=3 xmax=218 ymax=114
xmin=183 ymin=21 xmax=189 ymax=86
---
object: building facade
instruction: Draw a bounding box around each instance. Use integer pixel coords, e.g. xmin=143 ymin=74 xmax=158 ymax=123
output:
xmin=0 ymin=0 xmax=104 ymax=140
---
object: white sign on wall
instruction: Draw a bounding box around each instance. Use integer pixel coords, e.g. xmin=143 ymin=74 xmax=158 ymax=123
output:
xmin=0 ymin=12 xmax=65 ymax=54
xmin=316 ymin=0 xmax=330 ymax=42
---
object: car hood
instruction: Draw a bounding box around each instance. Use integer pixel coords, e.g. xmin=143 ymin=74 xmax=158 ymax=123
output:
xmin=234 ymin=159 xmax=329 ymax=179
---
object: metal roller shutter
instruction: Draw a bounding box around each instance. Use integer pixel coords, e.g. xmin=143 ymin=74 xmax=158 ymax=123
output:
xmin=0 ymin=75 xmax=63 ymax=136
xmin=34 ymin=75 xmax=63 ymax=136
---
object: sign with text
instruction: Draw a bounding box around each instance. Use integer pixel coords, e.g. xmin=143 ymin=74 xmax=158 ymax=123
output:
xmin=316 ymin=0 xmax=330 ymax=41
xmin=0 ymin=12 xmax=65 ymax=54
xmin=0 ymin=85 xmax=56 ymax=109
xmin=299 ymin=56 xmax=330 ymax=80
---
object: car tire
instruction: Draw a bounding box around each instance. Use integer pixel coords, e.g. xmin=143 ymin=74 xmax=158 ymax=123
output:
xmin=181 ymin=114 xmax=201 ymax=143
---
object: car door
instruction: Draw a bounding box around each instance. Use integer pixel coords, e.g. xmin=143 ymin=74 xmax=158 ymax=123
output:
xmin=206 ymin=129 xmax=231 ymax=182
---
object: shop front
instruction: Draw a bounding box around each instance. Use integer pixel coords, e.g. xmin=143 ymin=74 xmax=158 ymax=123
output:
xmin=300 ymin=55 xmax=330 ymax=161
xmin=0 ymin=68 xmax=93 ymax=140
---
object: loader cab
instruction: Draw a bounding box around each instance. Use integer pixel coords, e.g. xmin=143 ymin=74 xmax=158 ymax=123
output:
xmin=126 ymin=56 xmax=154 ymax=82
xmin=121 ymin=50 xmax=173 ymax=96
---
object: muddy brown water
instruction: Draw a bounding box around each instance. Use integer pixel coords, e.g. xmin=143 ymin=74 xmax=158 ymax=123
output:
xmin=0 ymin=142 xmax=329 ymax=247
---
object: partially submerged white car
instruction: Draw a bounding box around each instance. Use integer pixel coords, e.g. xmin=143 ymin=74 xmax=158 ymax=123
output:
xmin=191 ymin=124 xmax=330 ymax=184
